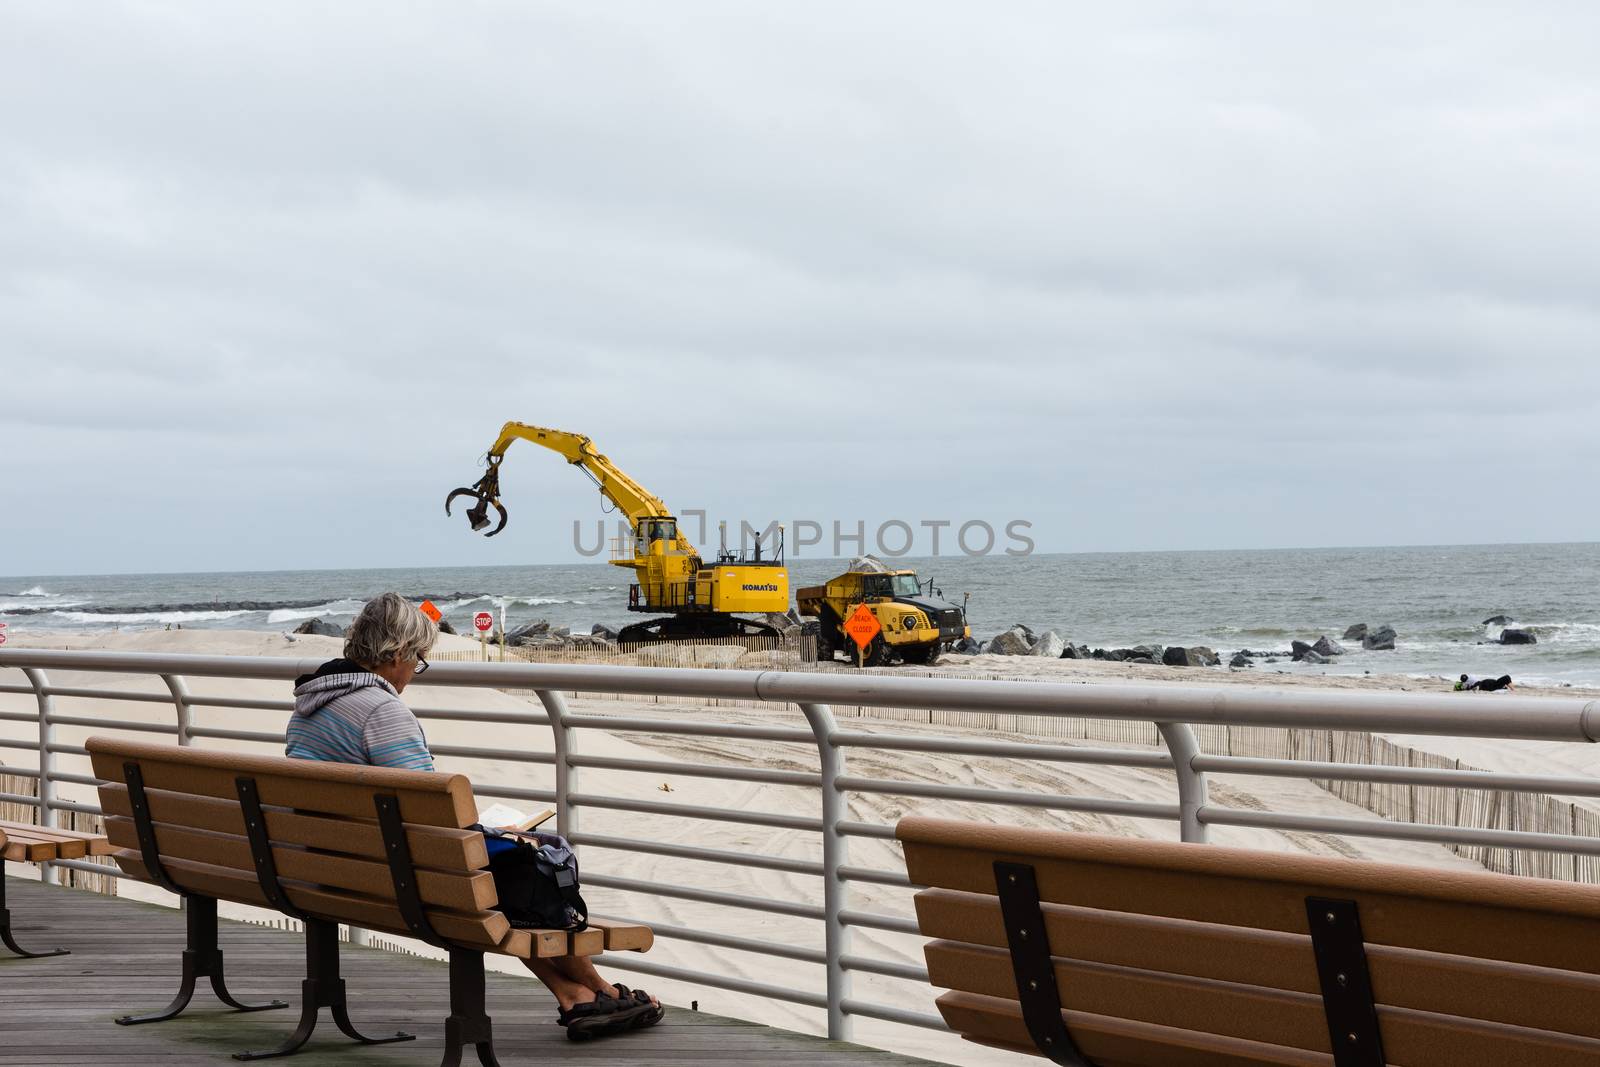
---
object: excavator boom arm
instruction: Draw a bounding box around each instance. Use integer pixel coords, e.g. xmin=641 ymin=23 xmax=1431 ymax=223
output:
xmin=485 ymin=422 xmax=673 ymax=525
xmin=445 ymin=421 xmax=686 ymax=542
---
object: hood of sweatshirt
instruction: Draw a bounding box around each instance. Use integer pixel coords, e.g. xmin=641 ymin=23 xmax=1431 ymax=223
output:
xmin=291 ymin=658 xmax=397 ymax=719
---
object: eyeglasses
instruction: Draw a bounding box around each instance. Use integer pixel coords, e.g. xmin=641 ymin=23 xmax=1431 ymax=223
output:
xmin=413 ymin=658 xmax=429 ymax=676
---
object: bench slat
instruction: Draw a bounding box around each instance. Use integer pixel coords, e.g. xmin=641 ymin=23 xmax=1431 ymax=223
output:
xmin=104 ymin=817 xmax=498 ymax=912
xmin=570 ymin=927 xmax=604 ymax=955
xmin=50 ymin=833 xmax=115 ymax=856
xmin=928 ymin=938 xmax=1600 ymax=1064
xmin=0 ymin=829 xmax=87 ymax=859
xmin=927 ymin=938 xmax=1331 ymax=1054
xmin=98 ymin=785 xmax=488 ymax=872
xmin=89 ymin=738 xmax=476 ymax=827
xmin=587 ymin=919 xmax=654 ymax=952
xmin=499 ymin=927 xmax=599 ymax=959
xmin=936 ymin=990 xmax=1325 ymax=1067
xmin=916 ymin=888 xmax=1600 ymax=1042
xmin=111 ymin=850 xmax=516 ymax=953
xmin=0 ymin=820 xmax=108 ymax=843
xmin=900 ymin=817 xmax=1600 ymax=975
xmin=937 ymin=988 xmax=1600 ymax=1067
xmin=2 ymin=838 xmax=58 ymax=862
xmin=500 ymin=925 xmax=631 ymax=958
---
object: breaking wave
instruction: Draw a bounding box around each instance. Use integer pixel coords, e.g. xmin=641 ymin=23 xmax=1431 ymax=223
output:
xmin=3 ymin=590 xmax=572 ymax=627
xmin=0 ymin=600 xmax=82 ymax=614
xmin=55 ymin=609 xmax=254 ymax=625
xmin=0 ymin=592 xmax=90 ymax=614
xmin=266 ymin=599 xmax=366 ymax=625
xmin=17 ymin=598 xmax=333 ymax=617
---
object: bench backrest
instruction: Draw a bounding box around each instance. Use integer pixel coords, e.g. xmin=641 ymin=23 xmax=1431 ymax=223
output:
xmin=899 ymin=816 xmax=1600 ymax=1067
xmin=89 ymin=737 xmax=513 ymax=951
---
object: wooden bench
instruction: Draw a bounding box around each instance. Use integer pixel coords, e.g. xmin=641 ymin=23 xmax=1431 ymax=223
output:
xmin=898 ymin=815 xmax=1600 ymax=1067
xmin=0 ymin=817 xmax=114 ymax=959
xmin=88 ymin=736 xmax=652 ymax=1065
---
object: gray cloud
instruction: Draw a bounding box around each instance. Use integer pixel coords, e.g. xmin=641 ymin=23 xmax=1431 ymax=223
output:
xmin=2 ymin=2 xmax=1597 ymax=575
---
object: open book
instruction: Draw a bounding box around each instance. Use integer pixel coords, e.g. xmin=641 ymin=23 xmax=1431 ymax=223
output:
xmin=476 ymin=802 xmax=557 ymax=834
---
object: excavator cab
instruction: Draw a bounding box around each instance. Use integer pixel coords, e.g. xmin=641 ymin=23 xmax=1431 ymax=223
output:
xmin=636 ymin=518 xmax=677 ymax=556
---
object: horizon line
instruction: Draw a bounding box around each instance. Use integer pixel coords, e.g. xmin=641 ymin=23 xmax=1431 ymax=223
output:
xmin=4 ymin=538 xmax=1597 ymax=582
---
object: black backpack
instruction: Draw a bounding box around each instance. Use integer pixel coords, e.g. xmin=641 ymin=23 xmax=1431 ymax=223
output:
xmin=478 ymin=829 xmax=589 ymax=931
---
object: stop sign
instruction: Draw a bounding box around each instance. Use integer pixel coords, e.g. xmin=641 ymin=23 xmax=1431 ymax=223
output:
xmin=474 ymin=612 xmax=494 ymax=633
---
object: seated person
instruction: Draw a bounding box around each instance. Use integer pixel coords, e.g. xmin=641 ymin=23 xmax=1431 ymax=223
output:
xmin=286 ymin=592 xmax=662 ymax=1039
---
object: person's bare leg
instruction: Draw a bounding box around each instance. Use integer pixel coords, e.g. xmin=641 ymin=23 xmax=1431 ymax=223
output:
xmin=521 ymin=958 xmax=598 ymax=1012
xmin=521 ymin=957 xmax=660 ymax=1010
xmin=550 ymin=956 xmax=660 ymax=1007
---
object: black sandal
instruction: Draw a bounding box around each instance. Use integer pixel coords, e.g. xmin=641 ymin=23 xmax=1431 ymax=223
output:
xmin=612 ymin=984 xmax=665 ymax=1028
xmin=558 ymin=993 xmax=657 ymax=1041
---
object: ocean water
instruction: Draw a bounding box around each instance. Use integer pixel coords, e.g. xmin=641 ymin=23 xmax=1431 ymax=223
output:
xmin=3 ymin=542 xmax=1598 ymax=687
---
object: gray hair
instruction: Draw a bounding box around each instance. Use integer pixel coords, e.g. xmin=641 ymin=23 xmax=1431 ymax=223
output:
xmin=344 ymin=592 xmax=438 ymax=670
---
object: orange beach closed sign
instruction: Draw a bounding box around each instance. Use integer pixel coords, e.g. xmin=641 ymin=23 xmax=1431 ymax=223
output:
xmin=843 ymin=604 xmax=881 ymax=649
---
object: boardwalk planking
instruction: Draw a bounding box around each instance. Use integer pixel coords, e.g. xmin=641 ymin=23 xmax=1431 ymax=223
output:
xmin=0 ymin=877 xmax=939 ymax=1066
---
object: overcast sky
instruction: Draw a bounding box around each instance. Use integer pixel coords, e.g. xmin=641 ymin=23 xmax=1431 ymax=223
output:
xmin=3 ymin=3 xmax=1598 ymax=576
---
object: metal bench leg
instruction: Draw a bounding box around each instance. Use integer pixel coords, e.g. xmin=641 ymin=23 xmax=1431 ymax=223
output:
xmin=233 ymin=918 xmax=415 ymax=1060
xmin=994 ymin=862 xmax=1096 ymax=1067
xmin=440 ymin=949 xmax=500 ymax=1067
xmin=117 ymin=896 xmax=287 ymax=1024
xmin=0 ymin=863 xmax=69 ymax=959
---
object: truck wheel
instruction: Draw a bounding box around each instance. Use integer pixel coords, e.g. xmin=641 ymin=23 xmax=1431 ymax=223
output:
xmin=864 ymin=636 xmax=893 ymax=667
xmin=902 ymin=642 xmax=941 ymax=666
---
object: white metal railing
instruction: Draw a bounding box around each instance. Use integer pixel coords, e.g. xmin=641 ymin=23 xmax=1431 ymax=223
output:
xmin=1 ymin=648 xmax=1599 ymax=1054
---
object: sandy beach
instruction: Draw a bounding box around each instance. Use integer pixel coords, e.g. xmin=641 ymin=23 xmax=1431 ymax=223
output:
xmin=1 ymin=627 xmax=1591 ymax=1066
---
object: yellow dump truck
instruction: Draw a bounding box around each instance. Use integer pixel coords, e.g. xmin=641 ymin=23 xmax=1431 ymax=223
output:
xmin=796 ymin=558 xmax=969 ymax=666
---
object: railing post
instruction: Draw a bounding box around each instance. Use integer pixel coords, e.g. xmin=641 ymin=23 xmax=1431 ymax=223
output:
xmin=23 ymin=668 xmax=57 ymax=885
xmin=158 ymin=673 xmax=204 ymax=921
xmin=537 ymin=690 xmax=579 ymax=840
xmin=1157 ymin=721 xmax=1209 ymax=844
xmin=799 ymin=700 xmax=852 ymax=1041
xmin=161 ymin=674 xmax=193 ymax=747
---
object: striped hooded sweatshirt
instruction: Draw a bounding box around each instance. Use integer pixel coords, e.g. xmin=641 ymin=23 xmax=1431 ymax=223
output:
xmin=286 ymin=658 xmax=434 ymax=771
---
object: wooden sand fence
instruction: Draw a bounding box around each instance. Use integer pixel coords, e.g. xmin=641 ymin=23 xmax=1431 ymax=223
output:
xmin=441 ymin=632 xmax=812 ymax=668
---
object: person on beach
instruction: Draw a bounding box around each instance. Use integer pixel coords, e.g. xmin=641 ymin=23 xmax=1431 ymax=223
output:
xmin=284 ymin=592 xmax=663 ymax=1040
xmin=1456 ymin=673 xmax=1514 ymax=692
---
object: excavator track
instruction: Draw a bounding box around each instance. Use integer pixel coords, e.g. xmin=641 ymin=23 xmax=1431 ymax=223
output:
xmin=617 ymin=615 xmax=783 ymax=644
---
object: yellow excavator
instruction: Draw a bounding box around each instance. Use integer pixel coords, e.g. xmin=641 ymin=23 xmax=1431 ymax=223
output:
xmin=445 ymin=422 xmax=791 ymax=642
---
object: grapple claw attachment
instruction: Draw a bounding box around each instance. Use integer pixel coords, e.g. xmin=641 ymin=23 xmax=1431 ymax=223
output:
xmin=444 ymin=457 xmax=508 ymax=537
xmin=483 ymin=499 xmax=508 ymax=536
